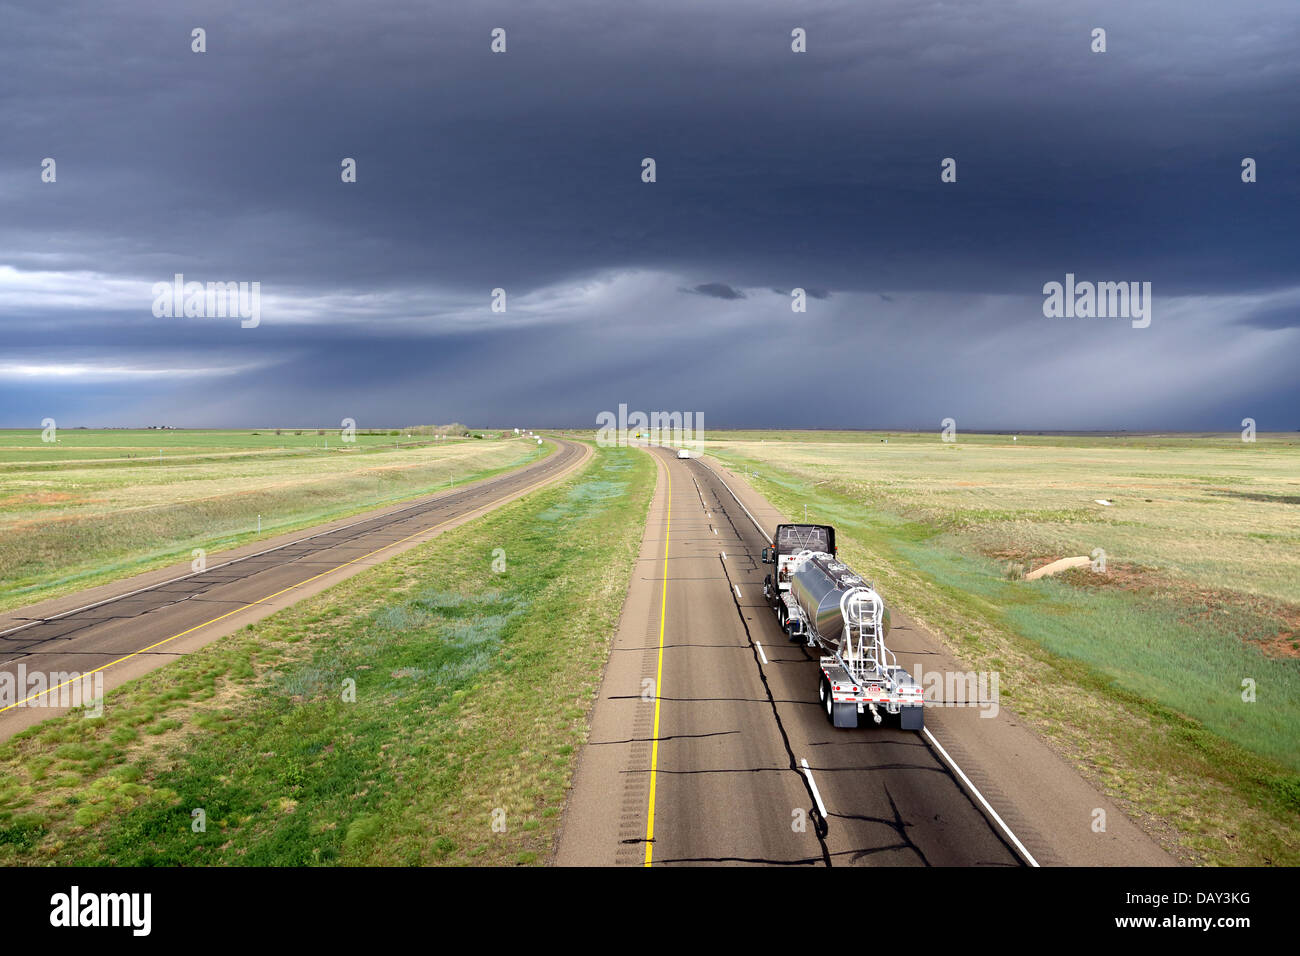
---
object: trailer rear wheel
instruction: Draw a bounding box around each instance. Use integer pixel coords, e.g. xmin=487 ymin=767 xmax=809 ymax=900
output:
xmin=819 ymin=679 xmax=855 ymax=727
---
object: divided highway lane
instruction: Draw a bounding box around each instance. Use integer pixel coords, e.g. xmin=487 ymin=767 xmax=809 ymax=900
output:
xmin=670 ymin=449 xmax=1023 ymax=865
xmin=0 ymin=439 xmax=589 ymax=740
xmin=558 ymin=445 xmax=1023 ymax=867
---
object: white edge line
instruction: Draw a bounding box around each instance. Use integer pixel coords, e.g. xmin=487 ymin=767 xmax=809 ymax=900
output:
xmin=695 ymin=458 xmax=773 ymax=544
xmin=0 ymin=439 xmax=574 ymax=640
xmin=924 ymin=727 xmax=1040 ymax=867
xmin=800 ymin=758 xmax=827 ymax=818
xmin=702 ymin=454 xmax=1039 ymax=869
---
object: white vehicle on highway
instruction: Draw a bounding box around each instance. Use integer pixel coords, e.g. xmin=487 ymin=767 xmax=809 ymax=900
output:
xmin=676 ymin=448 xmax=691 ymax=459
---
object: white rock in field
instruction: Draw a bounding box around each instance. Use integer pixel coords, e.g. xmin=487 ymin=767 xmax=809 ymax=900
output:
xmin=1025 ymin=556 xmax=1091 ymax=581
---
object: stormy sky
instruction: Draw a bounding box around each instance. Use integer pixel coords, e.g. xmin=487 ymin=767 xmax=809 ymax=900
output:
xmin=2 ymin=0 xmax=1297 ymax=430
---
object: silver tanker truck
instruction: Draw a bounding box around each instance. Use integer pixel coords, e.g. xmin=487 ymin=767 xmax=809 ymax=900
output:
xmin=762 ymin=524 xmax=924 ymax=730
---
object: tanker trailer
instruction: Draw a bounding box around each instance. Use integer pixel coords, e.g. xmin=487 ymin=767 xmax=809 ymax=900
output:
xmin=769 ymin=548 xmax=924 ymax=730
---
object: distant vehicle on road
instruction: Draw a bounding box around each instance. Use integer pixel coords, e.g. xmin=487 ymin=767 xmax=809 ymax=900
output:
xmin=676 ymin=448 xmax=691 ymax=459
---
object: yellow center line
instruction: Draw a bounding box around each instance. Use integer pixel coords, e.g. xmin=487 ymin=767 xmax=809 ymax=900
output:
xmin=1 ymin=444 xmax=583 ymax=715
xmin=644 ymin=458 xmax=672 ymax=866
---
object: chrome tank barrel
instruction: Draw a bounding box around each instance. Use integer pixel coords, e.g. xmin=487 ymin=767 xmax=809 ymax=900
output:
xmin=788 ymin=551 xmax=890 ymax=651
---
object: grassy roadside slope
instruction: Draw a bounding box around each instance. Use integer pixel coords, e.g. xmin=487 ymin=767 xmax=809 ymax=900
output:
xmin=0 ymin=441 xmax=654 ymax=866
xmin=705 ymin=439 xmax=1298 ymax=866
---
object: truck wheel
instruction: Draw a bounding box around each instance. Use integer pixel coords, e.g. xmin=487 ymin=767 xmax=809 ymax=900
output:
xmin=822 ymin=678 xmax=857 ymax=727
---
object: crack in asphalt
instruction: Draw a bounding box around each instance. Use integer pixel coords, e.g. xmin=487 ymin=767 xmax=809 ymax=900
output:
xmin=829 ymin=784 xmax=929 ymax=866
xmin=607 ymin=694 xmax=808 ymax=704
xmin=588 ymin=730 xmax=742 ymax=745
xmin=917 ymin=731 xmax=1028 ymax=867
xmin=680 ymin=464 xmax=836 ymax=866
xmin=621 ymin=766 xmax=795 ymax=776
xmin=799 ymin=762 xmax=950 ymax=774
xmin=714 ymin=521 xmax=833 ymax=867
xmin=643 ymin=853 xmax=824 ymax=866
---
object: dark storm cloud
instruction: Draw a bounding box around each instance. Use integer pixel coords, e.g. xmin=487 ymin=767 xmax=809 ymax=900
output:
xmin=687 ymin=283 xmax=746 ymax=300
xmin=2 ymin=0 xmax=1298 ymax=428
xmin=771 ymin=288 xmax=830 ymax=299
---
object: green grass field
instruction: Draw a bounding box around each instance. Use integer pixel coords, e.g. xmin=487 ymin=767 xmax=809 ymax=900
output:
xmin=0 ymin=428 xmax=544 ymax=613
xmin=699 ymin=430 xmax=1300 ymax=865
xmin=0 ymin=440 xmax=654 ymax=865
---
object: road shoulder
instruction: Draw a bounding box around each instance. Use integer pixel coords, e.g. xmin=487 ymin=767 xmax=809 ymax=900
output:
xmin=554 ymin=448 xmax=668 ymax=866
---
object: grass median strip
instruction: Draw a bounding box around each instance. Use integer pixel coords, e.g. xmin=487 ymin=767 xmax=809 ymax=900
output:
xmin=0 ymin=441 xmax=653 ymax=865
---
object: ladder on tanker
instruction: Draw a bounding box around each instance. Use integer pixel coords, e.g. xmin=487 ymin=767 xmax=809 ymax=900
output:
xmin=839 ymin=586 xmax=894 ymax=680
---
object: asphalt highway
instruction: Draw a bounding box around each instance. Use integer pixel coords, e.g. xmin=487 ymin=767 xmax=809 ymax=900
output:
xmin=561 ymin=445 xmax=1029 ymax=866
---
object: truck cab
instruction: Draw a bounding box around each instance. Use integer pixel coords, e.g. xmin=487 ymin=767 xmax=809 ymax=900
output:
xmin=761 ymin=523 xmax=836 ymax=609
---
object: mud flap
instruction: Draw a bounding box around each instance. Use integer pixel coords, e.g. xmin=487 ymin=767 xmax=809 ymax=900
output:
xmin=831 ymin=702 xmax=859 ymax=729
xmin=900 ymin=704 xmax=924 ymax=731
